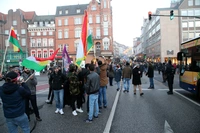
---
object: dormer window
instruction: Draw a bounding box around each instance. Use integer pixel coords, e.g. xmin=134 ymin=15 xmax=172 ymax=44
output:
xmin=59 ymin=10 xmax=62 ymax=15
xmin=77 ymin=9 xmax=80 ymax=13
xmin=65 ymin=10 xmax=68 ymax=14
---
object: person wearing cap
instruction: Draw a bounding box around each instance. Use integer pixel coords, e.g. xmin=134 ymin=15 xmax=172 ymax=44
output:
xmin=0 ymin=71 xmax=31 ymax=133
xmin=22 ymin=68 xmax=42 ymax=121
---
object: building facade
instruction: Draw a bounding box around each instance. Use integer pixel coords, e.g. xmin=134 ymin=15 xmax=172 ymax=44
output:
xmin=0 ymin=9 xmax=36 ymax=71
xmin=27 ymin=15 xmax=56 ymax=66
xmin=55 ymin=0 xmax=113 ymax=63
xmin=134 ymin=0 xmax=200 ymax=64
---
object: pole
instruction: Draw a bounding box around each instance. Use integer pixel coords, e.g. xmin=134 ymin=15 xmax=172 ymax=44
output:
xmin=24 ymin=71 xmax=36 ymax=83
xmin=0 ymin=26 xmax=12 ymax=74
xmin=151 ymin=14 xmax=200 ymax=19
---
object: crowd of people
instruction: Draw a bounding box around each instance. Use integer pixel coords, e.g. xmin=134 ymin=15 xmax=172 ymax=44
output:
xmin=0 ymin=57 xmax=177 ymax=132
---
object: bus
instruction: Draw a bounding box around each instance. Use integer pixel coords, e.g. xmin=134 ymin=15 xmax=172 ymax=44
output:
xmin=177 ymin=36 xmax=200 ymax=99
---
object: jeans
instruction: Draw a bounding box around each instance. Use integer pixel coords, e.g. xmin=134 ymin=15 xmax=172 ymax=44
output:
xmin=6 ymin=113 xmax=30 ymax=133
xmin=149 ymin=78 xmax=154 ymax=88
xmin=123 ymin=78 xmax=130 ymax=91
xmin=54 ymin=89 xmax=64 ymax=109
xmin=88 ymin=94 xmax=99 ymax=120
xmin=98 ymin=86 xmax=107 ymax=107
xmin=116 ymin=81 xmax=120 ymax=89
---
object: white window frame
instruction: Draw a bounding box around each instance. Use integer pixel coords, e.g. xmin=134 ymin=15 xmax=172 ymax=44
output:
xmin=189 ymin=21 xmax=194 ymax=27
xmin=104 ymin=15 xmax=107 ymax=21
xmin=195 ymin=9 xmax=200 ymax=16
xmin=91 ymin=5 xmax=96 ymax=11
xmin=188 ymin=0 xmax=193 ymax=6
xmin=89 ymin=16 xmax=93 ymax=24
xmin=13 ymin=20 xmax=17 ymax=25
xmin=49 ymin=39 xmax=54 ymax=46
xmin=195 ymin=0 xmax=200 ymax=5
xmin=75 ymin=18 xmax=82 ymax=25
xmin=75 ymin=28 xmax=81 ymax=38
xmin=195 ymin=21 xmax=200 ymax=27
xmin=21 ymin=29 xmax=26 ymax=34
xmin=21 ymin=38 xmax=26 ymax=46
xmin=37 ymin=32 xmax=41 ymax=36
xmin=58 ymin=30 xmax=62 ymax=39
xmin=64 ymin=19 xmax=68 ymax=25
xmin=64 ymin=29 xmax=69 ymax=38
xmin=31 ymin=32 xmax=35 ymax=36
xmin=43 ymin=38 xmax=47 ymax=47
xmin=39 ymin=21 xmax=43 ymax=27
xmin=59 ymin=10 xmax=62 ymax=15
xmin=37 ymin=39 xmax=41 ymax=47
xmin=104 ymin=27 xmax=108 ymax=36
xmin=43 ymin=31 xmax=47 ymax=36
xmin=77 ymin=9 xmax=80 ymax=13
xmin=182 ymin=22 xmax=188 ymax=28
xmin=65 ymin=10 xmax=68 ymax=14
xmin=49 ymin=31 xmax=53 ymax=35
xmin=104 ymin=0 xmax=107 ymax=8
xmin=5 ymin=30 xmax=9 ymax=35
xmin=96 ymin=15 xmax=100 ymax=23
xmin=96 ymin=28 xmax=100 ymax=37
xmin=58 ymin=20 xmax=62 ymax=26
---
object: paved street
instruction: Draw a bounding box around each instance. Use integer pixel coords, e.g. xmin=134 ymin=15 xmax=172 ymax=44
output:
xmin=0 ymin=72 xmax=200 ymax=133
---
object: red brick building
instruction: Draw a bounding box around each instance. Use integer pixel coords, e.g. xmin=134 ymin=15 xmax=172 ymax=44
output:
xmin=0 ymin=9 xmax=35 ymax=70
xmin=55 ymin=0 xmax=113 ymax=64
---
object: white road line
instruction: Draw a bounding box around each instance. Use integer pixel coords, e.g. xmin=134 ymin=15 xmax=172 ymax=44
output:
xmin=164 ymin=120 xmax=174 ymax=133
xmin=36 ymin=89 xmax=49 ymax=94
xmin=103 ymin=80 xmax=122 ymax=133
xmin=174 ymin=91 xmax=200 ymax=107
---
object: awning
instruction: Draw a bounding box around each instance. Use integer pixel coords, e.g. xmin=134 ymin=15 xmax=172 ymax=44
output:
xmin=50 ymin=50 xmax=54 ymax=52
xmin=43 ymin=50 xmax=47 ymax=52
xmin=31 ymin=51 xmax=35 ymax=53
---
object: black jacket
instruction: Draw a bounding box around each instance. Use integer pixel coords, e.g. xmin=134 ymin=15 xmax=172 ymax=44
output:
xmin=132 ymin=67 xmax=142 ymax=85
xmin=0 ymin=82 xmax=31 ymax=118
xmin=146 ymin=66 xmax=154 ymax=78
xmin=84 ymin=71 xmax=100 ymax=95
xmin=49 ymin=71 xmax=66 ymax=90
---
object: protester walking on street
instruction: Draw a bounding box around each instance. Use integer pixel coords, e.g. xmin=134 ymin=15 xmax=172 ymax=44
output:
xmin=146 ymin=62 xmax=154 ymax=89
xmin=49 ymin=66 xmax=66 ymax=115
xmin=122 ymin=62 xmax=132 ymax=93
xmin=114 ymin=64 xmax=122 ymax=91
xmin=0 ymin=71 xmax=31 ymax=133
xmin=84 ymin=64 xmax=100 ymax=123
xmin=132 ymin=64 xmax=144 ymax=96
xmin=22 ymin=68 xmax=42 ymax=121
xmin=165 ymin=60 xmax=175 ymax=94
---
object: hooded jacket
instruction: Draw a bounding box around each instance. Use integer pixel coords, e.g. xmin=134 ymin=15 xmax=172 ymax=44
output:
xmin=0 ymin=82 xmax=31 ymax=118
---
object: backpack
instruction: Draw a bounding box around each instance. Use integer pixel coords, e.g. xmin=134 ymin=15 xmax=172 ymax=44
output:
xmin=68 ymin=73 xmax=80 ymax=95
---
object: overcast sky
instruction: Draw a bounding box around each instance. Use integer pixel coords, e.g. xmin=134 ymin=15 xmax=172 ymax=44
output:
xmin=0 ymin=0 xmax=171 ymax=47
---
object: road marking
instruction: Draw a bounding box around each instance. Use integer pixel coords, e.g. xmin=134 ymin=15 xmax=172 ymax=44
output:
xmin=164 ymin=120 xmax=174 ymax=133
xmin=36 ymin=89 xmax=48 ymax=94
xmin=103 ymin=80 xmax=122 ymax=133
xmin=174 ymin=91 xmax=200 ymax=107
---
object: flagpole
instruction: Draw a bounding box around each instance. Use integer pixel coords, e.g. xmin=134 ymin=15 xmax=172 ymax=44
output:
xmin=0 ymin=26 xmax=12 ymax=74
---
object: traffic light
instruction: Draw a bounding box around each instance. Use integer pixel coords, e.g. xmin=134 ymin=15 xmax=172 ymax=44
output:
xmin=170 ymin=10 xmax=174 ymax=20
xmin=148 ymin=11 xmax=152 ymax=21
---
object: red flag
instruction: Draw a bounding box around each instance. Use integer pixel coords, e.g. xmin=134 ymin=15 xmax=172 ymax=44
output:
xmin=35 ymin=48 xmax=59 ymax=61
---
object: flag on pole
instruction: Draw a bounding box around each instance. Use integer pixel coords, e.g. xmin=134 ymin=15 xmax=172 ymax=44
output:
xmin=76 ymin=11 xmax=93 ymax=67
xmin=35 ymin=48 xmax=59 ymax=61
xmin=62 ymin=45 xmax=71 ymax=72
xmin=22 ymin=49 xmax=59 ymax=71
xmin=21 ymin=56 xmax=50 ymax=72
xmin=9 ymin=27 xmax=23 ymax=54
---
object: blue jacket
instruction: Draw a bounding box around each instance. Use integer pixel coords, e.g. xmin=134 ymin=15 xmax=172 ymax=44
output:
xmin=0 ymin=82 xmax=31 ymax=118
